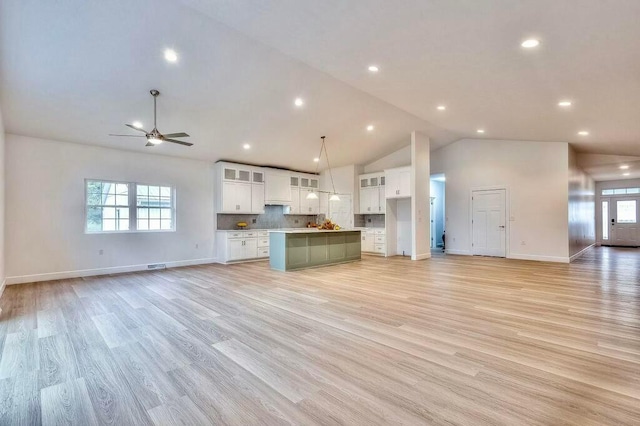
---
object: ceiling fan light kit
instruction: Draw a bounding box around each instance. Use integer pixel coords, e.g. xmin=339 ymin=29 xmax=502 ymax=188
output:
xmin=110 ymin=89 xmax=194 ymax=147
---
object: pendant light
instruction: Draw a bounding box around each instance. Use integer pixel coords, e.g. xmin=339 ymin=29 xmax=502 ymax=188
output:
xmin=306 ymin=136 xmax=340 ymax=201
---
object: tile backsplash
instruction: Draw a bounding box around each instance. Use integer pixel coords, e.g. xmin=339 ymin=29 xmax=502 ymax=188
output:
xmin=217 ymin=205 xmax=324 ymax=230
xmin=354 ymin=214 xmax=385 ymax=228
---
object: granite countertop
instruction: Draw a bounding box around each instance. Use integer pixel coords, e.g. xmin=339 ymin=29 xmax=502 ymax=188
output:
xmin=268 ymin=228 xmax=362 ymax=234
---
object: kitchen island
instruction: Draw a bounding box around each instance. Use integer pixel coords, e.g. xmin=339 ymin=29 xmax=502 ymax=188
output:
xmin=269 ymin=229 xmax=361 ymax=271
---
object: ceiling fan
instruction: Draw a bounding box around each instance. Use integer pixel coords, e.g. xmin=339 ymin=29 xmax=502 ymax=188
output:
xmin=110 ymin=89 xmax=193 ymax=147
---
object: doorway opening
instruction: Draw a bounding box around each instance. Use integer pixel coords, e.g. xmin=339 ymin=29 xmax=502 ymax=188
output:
xmin=430 ymin=174 xmax=446 ymax=250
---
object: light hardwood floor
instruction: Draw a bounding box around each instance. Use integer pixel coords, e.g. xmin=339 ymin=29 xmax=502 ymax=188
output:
xmin=1 ymin=247 xmax=639 ymax=425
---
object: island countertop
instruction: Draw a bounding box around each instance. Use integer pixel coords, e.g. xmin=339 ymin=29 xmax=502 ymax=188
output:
xmin=268 ymin=229 xmax=361 ymax=234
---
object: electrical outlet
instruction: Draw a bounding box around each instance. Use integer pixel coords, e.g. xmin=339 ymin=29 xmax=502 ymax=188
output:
xmin=294 ymin=219 xmax=299 ymax=224
xmin=99 ymin=249 xmax=104 ymax=255
xmin=521 ymin=241 xmax=526 ymax=245
xmin=195 ymin=243 xmax=199 ymax=249
xmin=252 ymin=218 xmax=256 ymax=224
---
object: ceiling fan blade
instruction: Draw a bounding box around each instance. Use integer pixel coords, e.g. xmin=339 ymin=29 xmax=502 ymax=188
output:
xmin=164 ymin=138 xmax=194 ymax=147
xmin=162 ymin=132 xmax=190 ymax=138
xmin=145 ymin=142 xmax=154 ymax=147
xmin=125 ymin=124 xmax=148 ymax=133
xmin=109 ymin=134 xmax=146 ymax=137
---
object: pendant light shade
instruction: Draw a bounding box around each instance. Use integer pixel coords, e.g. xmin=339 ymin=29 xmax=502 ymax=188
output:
xmin=306 ymin=191 xmax=319 ymax=200
xmin=329 ymin=194 xmax=340 ymax=201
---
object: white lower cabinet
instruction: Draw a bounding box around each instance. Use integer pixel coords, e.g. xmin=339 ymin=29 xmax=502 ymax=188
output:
xmin=361 ymin=229 xmax=386 ymax=255
xmin=361 ymin=231 xmax=374 ymax=252
xmin=217 ymin=230 xmax=269 ymax=263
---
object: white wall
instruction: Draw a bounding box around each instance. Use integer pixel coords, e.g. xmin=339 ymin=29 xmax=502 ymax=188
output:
xmin=411 ymin=132 xmax=430 ymax=260
xmin=5 ymin=135 xmax=214 ymax=284
xmin=0 ymin=107 xmax=5 ymax=296
xmin=319 ymin=164 xmax=356 ymax=195
xmin=431 ymin=138 xmax=570 ymax=262
xmin=595 ymin=178 xmax=640 ymax=244
xmin=363 ymin=145 xmax=410 ymax=173
xmin=568 ymin=147 xmax=595 ymax=259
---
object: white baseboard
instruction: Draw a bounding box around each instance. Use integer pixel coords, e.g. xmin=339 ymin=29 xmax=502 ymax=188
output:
xmin=412 ymin=253 xmax=431 ymax=260
xmin=0 ymin=278 xmax=6 ymax=304
xmin=5 ymin=258 xmax=218 ymax=285
xmin=569 ymin=244 xmax=595 ymax=262
xmin=508 ymin=253 xmax=570 ymax=263
xmin=444 ymin=249 xmax=472 ymax=256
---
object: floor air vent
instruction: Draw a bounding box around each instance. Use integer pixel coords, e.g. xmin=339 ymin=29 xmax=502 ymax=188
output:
xmin=147 ymin=263 xmax=167 ymax=270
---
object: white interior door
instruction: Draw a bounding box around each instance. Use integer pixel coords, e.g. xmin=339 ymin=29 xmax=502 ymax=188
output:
xmin=472 ymin=189 xmax=506 ymax=257
xmin=610 ymin=197 xmax=639 ymax=246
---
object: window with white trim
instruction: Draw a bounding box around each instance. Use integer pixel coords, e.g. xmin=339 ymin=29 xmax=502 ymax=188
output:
xmin=85 ymin=180 xmax=175 ymax=233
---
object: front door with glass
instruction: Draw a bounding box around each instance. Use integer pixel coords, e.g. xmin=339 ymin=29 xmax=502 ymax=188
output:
xmin=608 ymin=197 xmax=640 ymax=247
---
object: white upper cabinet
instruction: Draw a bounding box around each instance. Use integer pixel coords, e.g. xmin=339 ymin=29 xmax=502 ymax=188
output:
xmin=289 ymin=186 xmax=300 ymax=214
xmin=252 ymin=170 xmax=264 ymax=184
xmin=221 ymin=181 xmax=252 ymax=213
xmin=223 ymin=165 xmax=251 ymax=182
xmin=216 ymin=162 xmax=321 ymax=213
xmin=216 ymin=162 xmax=265 ymax=213
xmin=251 ymin=182 xmax=265 ymax=214
xmin=251 ymin=170 xmax=265 ymax=214
xmin=286 ymin=173 xmax=320 ymax=215
xmin=359 ymin=172 xmax=385 ymax=214
xmin=385 ymin=167 xmax=411 ymax=199
xmin=264 ymin=170 xmax=292 ymax=204
xmin=300 ymin=188 xmax=320 ymax=214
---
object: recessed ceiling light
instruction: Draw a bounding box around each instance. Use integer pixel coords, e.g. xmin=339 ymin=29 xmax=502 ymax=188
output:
xmin=623 ymin=172 xmax=630 ymax=176
xmin=243 ymin=143 xmax=251 ymax=150
xmin=294 ymin=98 xmax=304 ymax=107
xmin=164 ymin=49 xmax=178 ymax=63
xmin=558 ymin=101 xmax=572 ymax=107
xmin=368 ymin=65 xmax=379 ymax=73
xmin=437 ymin=105 xmax=446 ymax=111
xmin=578 ymin=131 xmax=589 ymax=136
xmin=367 ymin=125 xmax=374 ymax=131
xmin=313 ymin=158 xmax=320 ymax=162
xmin=477 ymin=129 xmax=485 ymax=134
xmin=521 ymin=39 xmax=540 ymax=48
xmin=620 ymin=165 xmax=630 ymax=170
xmin=132 ymin=121 xmax=143 ymax=129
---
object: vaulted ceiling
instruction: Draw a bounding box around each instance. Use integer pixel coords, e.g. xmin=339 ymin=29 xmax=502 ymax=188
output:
xmin=2 ymin=0 xmax=640 ymax=176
